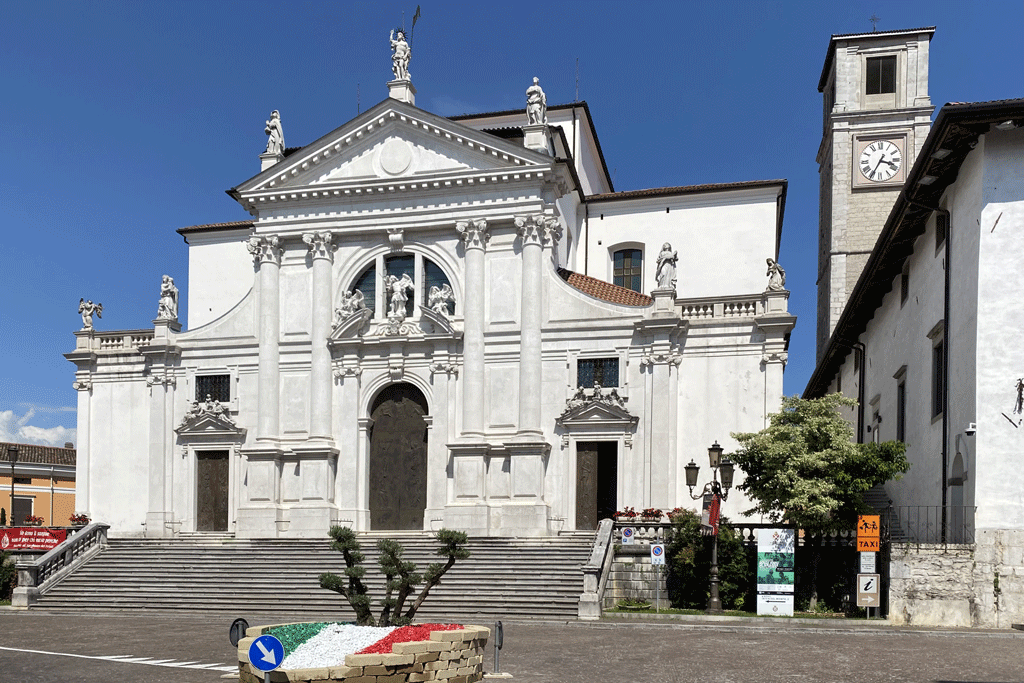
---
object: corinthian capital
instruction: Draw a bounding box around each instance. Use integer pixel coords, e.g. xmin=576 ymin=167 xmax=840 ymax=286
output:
xmin=515 ymin=214 xmax=561 ymax=247
xmin=302 ymin=231 xmax=335 ymax=261
xmin=247 ymin=235 xmax=283 ymax=266
xmin=456 ymin=219 xmax=489 ymax=249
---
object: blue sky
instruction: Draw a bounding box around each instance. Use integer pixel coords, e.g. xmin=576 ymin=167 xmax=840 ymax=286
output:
xmin=1 ymin=1 xmax=1020 ymax=446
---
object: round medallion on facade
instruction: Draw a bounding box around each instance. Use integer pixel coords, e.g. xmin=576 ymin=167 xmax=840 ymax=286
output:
xmin=379 ymin=138 xmax=414 ymax=176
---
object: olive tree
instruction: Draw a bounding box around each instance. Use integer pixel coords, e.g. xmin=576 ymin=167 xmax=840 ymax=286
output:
xmin=319 ymin=526 xmax=470 ymax=626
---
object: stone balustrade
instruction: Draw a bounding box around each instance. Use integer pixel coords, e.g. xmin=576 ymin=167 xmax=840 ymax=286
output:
xmin=677 ymin=290 xmax=788 ymax=321
xmin=12 ymin=522 xmax=110 ymax=607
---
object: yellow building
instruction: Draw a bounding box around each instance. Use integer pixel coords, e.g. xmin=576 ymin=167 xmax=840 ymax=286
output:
xmin=1 ymin=443 xmax=76 ymax=527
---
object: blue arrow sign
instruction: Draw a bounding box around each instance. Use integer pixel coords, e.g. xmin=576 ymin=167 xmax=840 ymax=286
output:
xmin=248 ymin=634 xmax=284 ymax=672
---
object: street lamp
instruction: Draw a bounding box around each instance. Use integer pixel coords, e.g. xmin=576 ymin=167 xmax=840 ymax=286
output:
xmin=685 ymin=441 xmax=735 ymax=614
xmin=8 ymin=445 xmax=19 ymax=527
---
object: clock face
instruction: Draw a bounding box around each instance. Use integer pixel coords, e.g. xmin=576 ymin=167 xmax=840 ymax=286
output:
xmin=859 ymin=140 xmax=903 ymax=182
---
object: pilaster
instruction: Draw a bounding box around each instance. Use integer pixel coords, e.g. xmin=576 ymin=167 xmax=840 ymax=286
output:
xmin=456 ymin=219 xmax=488 ymax=438
xmin=247 ymin=235 xmax=283 ymax=445
xmin=304 ymin=231 xmax=335 ymax=442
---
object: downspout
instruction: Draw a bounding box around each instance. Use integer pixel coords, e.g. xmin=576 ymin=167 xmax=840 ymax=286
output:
xmin=854 ymin=342 xmax=866 ymax=444
xmin=909 ymin=200 xmax=952 ymax=541
xmin=940 ymin=207 xmax=952 ymax=543
xmin=584 ymin=202 xmax=589 ymax=276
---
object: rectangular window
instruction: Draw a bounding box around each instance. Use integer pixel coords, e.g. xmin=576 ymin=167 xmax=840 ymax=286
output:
xmin=900 ymin=261 xmax=910 ymax=305
xmin=935 ymin=212 xmax=948 ymax=250
xmin=866 ymin=56 xmax=896 ymax=95
xmin=612 ymin=249 xmax=642 ymax=293
xmin=13 ymin=476 xmax=31 ymax=485
xmin=196 ymin=374 xmax=231 ymax=403
xmin=577 ymin=358 xmax=620 ymax=388
xmin=932 ymin=340 xmax=944 ymax=418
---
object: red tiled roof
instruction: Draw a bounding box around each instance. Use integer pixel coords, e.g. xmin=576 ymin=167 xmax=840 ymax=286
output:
xmin=557 ymin=268 xmax=653 ymax=307
xmin=1 ymin=442 xmax=76 ymax=467
xmin=176 ymin=220 xmax=255 ymax=236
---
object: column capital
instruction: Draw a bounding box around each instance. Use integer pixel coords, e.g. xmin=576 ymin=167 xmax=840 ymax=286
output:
xmin=514 ymin=214 xmax=561 ymax=247
xmin=247 ymin=235 xmax=283 ymax=267
xmin=456 ymin=219 xmax=489 ymax=250
xmin=72 ymin=379 xmax=92 ymax=392
xmin=302 ymin=231 xmax=335 ymax=261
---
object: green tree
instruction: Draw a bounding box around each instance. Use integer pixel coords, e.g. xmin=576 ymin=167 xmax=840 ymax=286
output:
xmin=319 ymin=527 xmax=470 ymax=626
xmin=730 ymin=393 xmax=909 ymax=608
xmin=0 ymin=550 xmax=15 ymax=601
xmin=665 ymin=509 xmax=750 ymax=610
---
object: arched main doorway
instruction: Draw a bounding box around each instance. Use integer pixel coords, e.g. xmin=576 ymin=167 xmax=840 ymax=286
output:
xmin=369 ymin=383 xmax=429 ymax=530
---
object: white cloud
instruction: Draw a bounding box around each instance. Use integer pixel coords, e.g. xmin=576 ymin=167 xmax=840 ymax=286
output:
xmin=0 ymin=409 xmax=77 ymax=447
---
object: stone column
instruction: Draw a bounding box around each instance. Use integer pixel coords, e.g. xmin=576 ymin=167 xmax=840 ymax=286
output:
xmin=456 ymin=219 xmax=488 ymax=437
xmin=248 ymin=235 xmax=283 ymax=442
xmin=146 ymin=373 xmax=172 ymax=536
xmin=304 ymin=231 xmax=335 ymax=441
xmin=72 ymin=378 xmax=92 ymax=513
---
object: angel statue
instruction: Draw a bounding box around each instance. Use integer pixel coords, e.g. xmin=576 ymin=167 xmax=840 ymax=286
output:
xmin=385 ymin=272 xmax=415 ymax=319
xmin=334 ymin=289 xmax=366 ymax=323
xmin=428 ymin=284 xmax=454 ymax=317
xmin=156 ymin=275 xmax=178 ymax=320
xmin=78 ymin=298 xmax=103 ymax=330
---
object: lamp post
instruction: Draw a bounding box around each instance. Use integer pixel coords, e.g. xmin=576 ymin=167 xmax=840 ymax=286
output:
xmin=8 ymin=445 xmax=18 ymax=527
xmin=685 ymin=441 xmax=735 ymax=614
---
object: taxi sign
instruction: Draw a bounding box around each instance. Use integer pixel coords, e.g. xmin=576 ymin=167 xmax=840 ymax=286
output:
xmin=857 ymin=573 xmax=880 ymax=607
xmin=856 ymin=538 xmax=880 ymax=552
xmin=248 ymin=634 xmax=284 ymax=672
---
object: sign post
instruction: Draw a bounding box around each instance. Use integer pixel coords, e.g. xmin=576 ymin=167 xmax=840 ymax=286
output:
xmin=650 ymin=544 xmax=665 ymax=612
xmin=856 ymin=515 xmax=881 ymax=617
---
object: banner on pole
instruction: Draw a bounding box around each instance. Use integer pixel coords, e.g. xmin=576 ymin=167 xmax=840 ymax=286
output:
xmin=700 ymin=494 xmax=721 ymax=536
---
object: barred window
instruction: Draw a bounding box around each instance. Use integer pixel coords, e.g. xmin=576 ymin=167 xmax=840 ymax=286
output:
xmin=577 ymin=358 xmax=619 ymax=388
xmin=196 ymin=374 xmax=231 ymax=402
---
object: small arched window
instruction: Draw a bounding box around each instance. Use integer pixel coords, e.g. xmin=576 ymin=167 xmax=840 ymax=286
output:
xmin=613 ymin=248 xmax=642 ymax=293
xmin=346 ymin=254 xmax=455 ymax=319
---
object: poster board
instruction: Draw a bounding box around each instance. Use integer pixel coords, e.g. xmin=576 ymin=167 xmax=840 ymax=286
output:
xmin=756 ymin=528 xmax=794 ymax=616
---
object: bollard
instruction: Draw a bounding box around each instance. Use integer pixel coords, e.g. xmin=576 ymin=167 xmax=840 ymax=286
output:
xmin=229 ymin=617 xmax=250 ymax=647
xmin=493 ymin=620 xmax=504 ymax=673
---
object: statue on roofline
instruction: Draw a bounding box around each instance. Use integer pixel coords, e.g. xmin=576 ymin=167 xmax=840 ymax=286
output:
xmin=526 ymin=77 xmax=547 ymax=125
xmin=156 ymin=275 xmax=178 ymax=321
xmin=656 ymin=243 xmax=677 ymax=290
xmin=390 ymin=29 xmax=411 ymax=81
xmin=78 ymin=299 xmax=102 ymax=330
xmin=766 ymin=258 xmax=786 ymax=291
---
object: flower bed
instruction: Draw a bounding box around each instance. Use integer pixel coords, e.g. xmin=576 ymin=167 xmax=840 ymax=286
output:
xmin=237 ymin=622 xmax=490 ymax=683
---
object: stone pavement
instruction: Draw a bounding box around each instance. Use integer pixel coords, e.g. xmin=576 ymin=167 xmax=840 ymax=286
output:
xmin=1 ymin=609 xmax=1022 ymax=683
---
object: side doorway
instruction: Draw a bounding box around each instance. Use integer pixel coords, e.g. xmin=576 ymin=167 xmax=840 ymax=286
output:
xmin=196 ymin=450 xmax=229 ymax=532
xmin=576 ymin=441 xmax=617 ymax=530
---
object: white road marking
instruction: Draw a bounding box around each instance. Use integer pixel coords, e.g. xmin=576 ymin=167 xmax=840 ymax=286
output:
xmin=0 ymin=645 xmax=236 ymax=672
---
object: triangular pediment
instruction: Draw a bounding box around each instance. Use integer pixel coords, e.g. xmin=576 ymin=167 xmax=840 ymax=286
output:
xmin=557 ymin=398 xmax=638 ymax=426
xmin=175 ymin=408 xmax=246 ymax=439
xmin=235 ymin=98 xmax=556 ymax=196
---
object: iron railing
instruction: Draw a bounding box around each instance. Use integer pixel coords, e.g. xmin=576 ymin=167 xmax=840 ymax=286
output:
xmin=891 ymin=506 xmax=975 ymax=544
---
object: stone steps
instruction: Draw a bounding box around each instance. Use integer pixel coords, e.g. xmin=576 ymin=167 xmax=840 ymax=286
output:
xmin=33 ymin=533 xmax=596 ymax=620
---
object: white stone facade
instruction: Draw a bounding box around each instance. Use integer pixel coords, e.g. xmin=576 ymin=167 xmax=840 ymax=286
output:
xmin=67 ymin=90 xmax=794 ymax=539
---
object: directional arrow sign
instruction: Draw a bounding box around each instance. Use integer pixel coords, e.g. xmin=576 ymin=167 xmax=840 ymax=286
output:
xmin=857 ymin=573 xmax=880 ymax=608
xmin=248 ymin=634 xmax=284 ymax=672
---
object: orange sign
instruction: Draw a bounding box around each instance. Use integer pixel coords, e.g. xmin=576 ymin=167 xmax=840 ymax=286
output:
xmin=857 ymin=515 xmax=880 ymax=539
xmin=857 ymin=538 xmax=880 ymax=551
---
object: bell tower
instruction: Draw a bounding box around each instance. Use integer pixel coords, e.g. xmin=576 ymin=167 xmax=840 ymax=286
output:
xmin=816 ymin=27 xmax=935 ymax=359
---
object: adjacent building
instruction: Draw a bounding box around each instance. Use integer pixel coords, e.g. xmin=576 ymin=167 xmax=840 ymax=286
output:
xmin=0 ymin=442 xmax=76 ymax=528
xmin=807 ymin=26 xmax=1024 ymax=627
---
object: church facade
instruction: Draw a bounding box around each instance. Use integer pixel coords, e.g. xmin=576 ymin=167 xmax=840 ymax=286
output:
xmin=66 ymin=63 xmax=795 ymax=538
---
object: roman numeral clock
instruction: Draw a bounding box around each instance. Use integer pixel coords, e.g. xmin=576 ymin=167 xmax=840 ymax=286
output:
xmin=853 ymin=137 xmax=906 ymax=187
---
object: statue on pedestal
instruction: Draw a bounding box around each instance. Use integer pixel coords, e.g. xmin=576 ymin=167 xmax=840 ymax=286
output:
xmin=385 ymin=272 xmax=415 ymax=319
xmin=78 ymin=299 xmax=103 ymax=330
xmin=156 ymin=275 xmax=178 ymax=320
xmin=390 ymin=29 xmax=411 ymax=81
xmin=526 ymin=77 xmax=547 ymax=124
xmin=656 ymin=243 xmax=678 ymax=289
xmin=264 ymin=110 xmax=284 ymax=155
xmin=428 ymin=284 xmax=454 ymax=318
xmin=334 ymin=289 xmax=366 ymax=324
xmin=766 ymin=258 xmax=786 ymax=291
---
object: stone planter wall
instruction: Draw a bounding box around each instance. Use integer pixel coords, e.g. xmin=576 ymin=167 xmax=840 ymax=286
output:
xmin=603 ymin=545 xmax=668 ymax=608
xmin=237 ymin=624 xmax=490 ymax=683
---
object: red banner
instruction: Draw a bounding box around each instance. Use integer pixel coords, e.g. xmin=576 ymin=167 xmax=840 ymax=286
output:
xmin=0 ymin=527 xmax=67 ymax=551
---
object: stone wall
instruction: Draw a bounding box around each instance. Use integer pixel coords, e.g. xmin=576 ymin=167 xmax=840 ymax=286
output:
xmin=889 ymin=531 xmax=1024 ymax=628
xmin=603 ymin=545 xmax=668 ymax=608
xmin=237 ymin=624 xmax=489 ymax=683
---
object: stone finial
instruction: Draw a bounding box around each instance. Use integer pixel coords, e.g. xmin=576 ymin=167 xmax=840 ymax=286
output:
xmin=156 ymin=275 xmax=178 ymax=321
xmin=766 ymin=258 xmax=786 ymax=291
xmin=78 ymin=298 xmax=102 ymax=331
xmin=655 ymin=243 xmax=677 ymax=290
xmin=526 ymin=77 xmax=547 ymax=125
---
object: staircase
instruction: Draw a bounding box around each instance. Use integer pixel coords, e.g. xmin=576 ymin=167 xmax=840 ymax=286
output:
xmin=862 ymin=485 xmax=907 ymax=543
xmin=32 ymin=532 xmax=595 ymax=621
